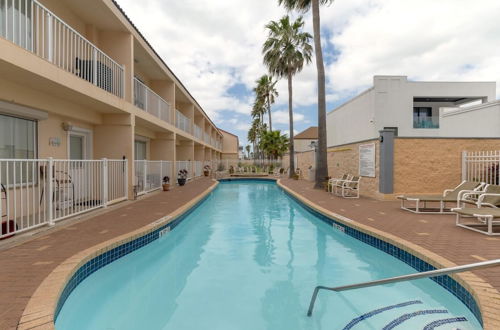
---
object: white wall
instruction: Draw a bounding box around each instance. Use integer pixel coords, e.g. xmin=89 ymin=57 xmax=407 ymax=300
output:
xmin=439 ymin=101 xmax=500 ymax=137
xmin=326 ymin=75 xmax=497 ymax=146
xmin=294 ymin=139 xmax=317 ymax=152
xmin=326 ymin=88 xmax=377 ymax=147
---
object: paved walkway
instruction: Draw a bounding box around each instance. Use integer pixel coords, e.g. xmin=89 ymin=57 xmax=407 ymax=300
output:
xmin=1 ymin=177 xmax=499 ymax=329
xmin=0 ymin=178 xmax=214 ymax=330
xmin=281 ymin=179 xmax=500 ymax=290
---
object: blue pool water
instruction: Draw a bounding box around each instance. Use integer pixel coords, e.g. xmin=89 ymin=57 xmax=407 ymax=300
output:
xmin=56 ymin=181 xmax=481 ymax=329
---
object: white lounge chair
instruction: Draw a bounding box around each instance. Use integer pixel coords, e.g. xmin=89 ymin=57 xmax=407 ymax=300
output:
xmin=328 ymin=174 xmax=351 ymax=194
xmin=340 ymin=176 xmax=361 ymax=198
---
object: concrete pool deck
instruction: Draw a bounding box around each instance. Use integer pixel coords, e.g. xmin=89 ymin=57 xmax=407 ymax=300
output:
xmin=0 ymin=176 xmax=499 ymax=329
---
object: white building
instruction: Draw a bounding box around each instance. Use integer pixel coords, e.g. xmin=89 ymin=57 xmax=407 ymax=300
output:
xmin=294 ymin=127 xmax=318 ymax=152
xmin=327 ymin=76 xmax=498 ymax=146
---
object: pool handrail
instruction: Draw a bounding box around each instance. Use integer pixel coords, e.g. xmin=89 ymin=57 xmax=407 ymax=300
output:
xmin=307 ymin=258 xmax=500 ymax=316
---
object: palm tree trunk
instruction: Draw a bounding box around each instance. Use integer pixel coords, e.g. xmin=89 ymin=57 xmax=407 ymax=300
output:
xmin=267 ymin=95 xmax=273 ymax=132
xmin=287 ymin=72 xmax=295 ymax=178
xmin=312 ymin=0 xmax=328 ymax=189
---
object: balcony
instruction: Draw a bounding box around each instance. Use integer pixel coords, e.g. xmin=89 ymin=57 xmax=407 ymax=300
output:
xmin=413 ymin=119 xmax=439 ymax=129
xmin=193 ymin=124 xmax=203 ymax=140
xmin=175 ymin=110 xmax=191 ymax=134
xmin=133 ymin=78 xmax=172 ymax=124
xmin=0 ymin=0 xmax=124 ymax=98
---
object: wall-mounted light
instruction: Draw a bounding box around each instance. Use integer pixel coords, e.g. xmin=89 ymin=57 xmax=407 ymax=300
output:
xmin=62 ymin=122 xmax=73 ymax=131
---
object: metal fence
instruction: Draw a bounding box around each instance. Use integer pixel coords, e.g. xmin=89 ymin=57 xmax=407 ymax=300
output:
xmin=175 ymin=110 xmax=191 ymax=134
xmin=462 ymin=151 xmax=500 ymax=185
xmin=134 ymin=160 xmax=173 ymax=196
xmin=193 ymin=124 xmax=203 ymax=140
xmin=0 ymin=0 xmax=124 ymax=98
xmin=176 ymin=161 xmax=192 ymax=180
xmin=0 ymin=158 xmax=127 ymax=239
xmin=133 ymin=78 xmax=171 ymax=124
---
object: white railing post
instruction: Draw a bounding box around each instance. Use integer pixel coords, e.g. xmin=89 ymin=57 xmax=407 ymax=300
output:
xmin=160 ymin=160 xmax=163 ymax=183
xmin=47 ymin=13 xmax=53 ymax=62
xmin=461 ymin=151 xmax=467 ymax=181
xmin=102 ymin=158 xmax=108 ymax=207
xmin=124 ymin=159 xmax=129 ymax=199
xmin=92 ymin=48 xmax=98 ymax=86
xmin=47 ymin=157 xmax=54 ymax=226
xmin=143 ymin=161 xmax=147 ymax=193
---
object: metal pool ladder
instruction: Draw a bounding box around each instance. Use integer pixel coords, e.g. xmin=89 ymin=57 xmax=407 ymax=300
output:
xmin=307 ymin=259 xmax=500 ymax=316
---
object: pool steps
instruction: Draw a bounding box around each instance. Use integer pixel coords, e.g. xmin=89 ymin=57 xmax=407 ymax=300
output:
xmin=343 ymin=300 xmax=469 ymax=330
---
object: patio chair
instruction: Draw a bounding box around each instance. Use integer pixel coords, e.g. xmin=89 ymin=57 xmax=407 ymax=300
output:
xmin=397 ymin=181 xmax=485 ymax=214
xmin=452 ymin=184 xmax=500 ymax=235
xmin=340 ymin=176 xmax=361 ymax=198
xmin=328 ymin=174 xmax=351 ymax=193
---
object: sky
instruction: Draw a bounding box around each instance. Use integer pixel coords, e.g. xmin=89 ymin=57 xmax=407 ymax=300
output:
xmin=116 ymin=0 xmax=500 ymax=147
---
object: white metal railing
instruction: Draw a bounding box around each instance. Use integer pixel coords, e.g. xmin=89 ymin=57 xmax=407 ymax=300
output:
xmin=133 ymin=78 xmax=172 ymax=124
xmin=462 ymin=150 xmax=500 ymax=185
xmin=175 ymin=110 xmax=191 ymax=134
xmin=193 ymin=124 xmax=203 ymax=140
xmin=176 ymin=161 xmax=192 ymax=180
xmin=0 ymin=0 xmax=124 ymax=98
xmin=0 ymin=158 xmax=127 ymax=239
xmin=134 ymin=160 xmax=172 ymax=196
xmin=193 ymin=161 xmax=202 ymax=177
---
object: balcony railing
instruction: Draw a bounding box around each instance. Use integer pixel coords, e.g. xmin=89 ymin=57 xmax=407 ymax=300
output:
xmin=133 ymin=78 xmax=172 ymax=124
xmin=413 ymin=119 xmax=439 ymax=129
xmin=193 ymin=124 xmax=203 ymax=140
xmin=134 ymin=160 xmax=172 ymax=196
xmin=0 ymin=158 xmax=127 ymax=238
xmin=175 ymin=110 xmax=191 ymax=134
xmin=204 ymin=133 xmax=211 ymax=144
xmin=0 ymin=0 xmax=124 ymax=98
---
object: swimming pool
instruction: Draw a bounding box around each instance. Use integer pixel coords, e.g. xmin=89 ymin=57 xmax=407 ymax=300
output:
xmin=56 ymin=180 xmax=481 ymax=329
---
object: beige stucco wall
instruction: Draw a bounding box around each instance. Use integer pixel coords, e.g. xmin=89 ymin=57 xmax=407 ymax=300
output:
xmin=394 ymin=138 xmax=500 ymax=194
xmin=294 ymin=139 xmax=316 ymax=152
xmin=221 ymin=131 xmax=238 ymax=154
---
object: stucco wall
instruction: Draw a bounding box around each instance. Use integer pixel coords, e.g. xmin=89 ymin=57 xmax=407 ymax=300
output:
xmin=294 ymin=139 xmax=317 ymax=152
xmin=393 ymin=138 xmax=500 ymax=194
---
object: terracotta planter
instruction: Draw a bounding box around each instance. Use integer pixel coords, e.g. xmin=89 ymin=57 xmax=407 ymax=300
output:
xmin=204 ymin=171 xmax=209 ymax=177
xmin=162 ymin=183 xmax=170 ymax=191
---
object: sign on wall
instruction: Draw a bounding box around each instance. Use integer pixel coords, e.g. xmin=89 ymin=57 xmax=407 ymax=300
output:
xmin=359 ymin=143 xmax=376 ymax=177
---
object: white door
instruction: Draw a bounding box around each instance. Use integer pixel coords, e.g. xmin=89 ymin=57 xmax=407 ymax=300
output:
xmin=69 ymin=131 xmax=91 ymax=205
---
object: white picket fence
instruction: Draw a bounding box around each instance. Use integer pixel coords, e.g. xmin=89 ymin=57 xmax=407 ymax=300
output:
xmin=0 ymin=158 xmax=127 ymax=239
xmin=462 ymin=150 xmax=500 ymax=185
xmin=134 ymin=160 xmax=173 ymax=196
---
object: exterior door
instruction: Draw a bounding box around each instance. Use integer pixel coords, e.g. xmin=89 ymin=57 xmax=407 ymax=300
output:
xmin=69 ymin=131 xmax=90 ymax=205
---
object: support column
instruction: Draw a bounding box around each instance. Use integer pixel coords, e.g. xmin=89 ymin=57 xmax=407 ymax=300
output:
xmin=379 ymin=128 xmax=396 ymax=194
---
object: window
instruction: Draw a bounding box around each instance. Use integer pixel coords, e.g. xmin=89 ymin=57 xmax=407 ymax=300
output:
xmin=134 ymin=140 xmax=147 ymax=160
xmin=0 ymin=114 xmax=36 ymax=159
xmin=0 ymin=114 xmax=37 ymax=185
xmin=413 ymin=107 xmax=439 ymax=129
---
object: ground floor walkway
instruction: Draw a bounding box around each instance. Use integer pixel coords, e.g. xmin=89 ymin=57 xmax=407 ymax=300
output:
xmin=0 ymin=177 xmax=499 ymax=329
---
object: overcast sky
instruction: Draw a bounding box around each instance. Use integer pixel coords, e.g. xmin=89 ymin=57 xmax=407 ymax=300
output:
xmin=116 ymin=0 xmax=500 ymax=146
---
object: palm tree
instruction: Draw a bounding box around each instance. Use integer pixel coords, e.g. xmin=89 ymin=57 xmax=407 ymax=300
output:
xmin=263 ymin=16 xmax=312 ymax=178
xmin=251 ymin=99 xmax=267 ymax=123
xmin=278 ymin=0 xmax=333 ymax=188
xmin=259 ymin=130 xmax=289 ymax=160
xmin=254 ymin=74 xmax=279 ymax=131
xmin=245 ymin=145 xmax=251 ymax=159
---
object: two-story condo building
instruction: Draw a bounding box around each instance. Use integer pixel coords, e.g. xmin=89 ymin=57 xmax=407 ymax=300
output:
xmin=0 ymin=0 xmax=235 ymax=238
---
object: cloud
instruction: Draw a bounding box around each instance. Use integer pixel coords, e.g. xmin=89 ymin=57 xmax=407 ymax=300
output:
xmin=116 ymin=0 xmax=500 ymax=147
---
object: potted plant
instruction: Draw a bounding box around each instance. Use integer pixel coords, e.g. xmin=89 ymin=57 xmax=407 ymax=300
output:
xmin=203 ymin=165 xmax=211 ymax=176
xmin=177 ymin=169 xmax=188 ymax=186
xmin=229 ymin=165 xmax=235 ymax=174
xmin=162 ymin=176 xmax=170 ymax=191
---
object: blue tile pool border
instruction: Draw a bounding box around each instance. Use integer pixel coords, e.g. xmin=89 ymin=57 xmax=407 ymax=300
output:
xmin=280 ymin=184 xmax=483 ymax=327
xmin=54 ymin=179 xmax=483 ymax=327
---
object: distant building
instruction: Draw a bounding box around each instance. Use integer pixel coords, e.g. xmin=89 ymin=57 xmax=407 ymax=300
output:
xmin=294 ymin=126 xmax=318 ymax=152
xmin=219 ymin=129 xmax=239 ymax=160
